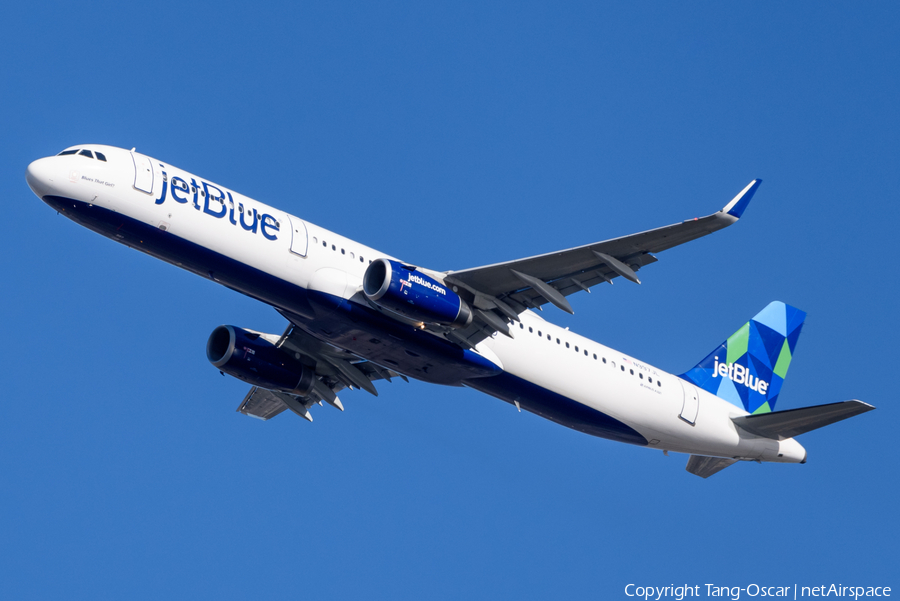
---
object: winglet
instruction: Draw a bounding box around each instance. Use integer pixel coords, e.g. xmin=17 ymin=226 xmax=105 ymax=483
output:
xmin=721 ymin=179 xmax=762 ymax=219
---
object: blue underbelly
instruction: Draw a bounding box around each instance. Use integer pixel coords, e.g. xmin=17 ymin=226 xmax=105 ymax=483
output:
xmin=43 ymin=195 xmax=502 ymax=384
xmin=464 ymin=372 xmax=648 ymax=446
xmin=45 ymin=195 xmax=645 ymax=444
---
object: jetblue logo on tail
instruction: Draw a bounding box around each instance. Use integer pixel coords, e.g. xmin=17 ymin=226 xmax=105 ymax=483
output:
xmin=711 ymin=357 xmax=769 ymax=395
xmin=679 ymin=301 xmax=806 ymax=414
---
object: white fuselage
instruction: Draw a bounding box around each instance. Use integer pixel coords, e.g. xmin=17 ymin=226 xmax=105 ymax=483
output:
xmin=26 ymin=144 xmax=806 ymax=465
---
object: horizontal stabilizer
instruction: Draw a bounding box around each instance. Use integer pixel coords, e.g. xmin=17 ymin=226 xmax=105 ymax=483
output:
xmin=686 ymin=455 xmax=738 ymax=478
xmin=732 ymin=400 xmax=874 ymax=440
xmin=237 ymin=387 xmax=289 ymax=421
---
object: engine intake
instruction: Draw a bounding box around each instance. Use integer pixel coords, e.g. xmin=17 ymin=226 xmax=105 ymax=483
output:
xmin=207 ymin=325 xmax=314 ymax=395
xmin=363 ymin=259 xmax=472 ymax=327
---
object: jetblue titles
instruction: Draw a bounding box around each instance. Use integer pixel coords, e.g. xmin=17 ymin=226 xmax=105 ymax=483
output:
xmin=154 ymin=168 xmax=280 ymax=241
xmin=406 ymin=273 xmax=447 ymax=295
xmin=711 ymin=356 xmax=769 ymax=395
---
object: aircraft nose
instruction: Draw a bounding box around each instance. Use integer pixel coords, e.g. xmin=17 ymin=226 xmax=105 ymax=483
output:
xmin=26 ymin=157 xmax=55 ymax=199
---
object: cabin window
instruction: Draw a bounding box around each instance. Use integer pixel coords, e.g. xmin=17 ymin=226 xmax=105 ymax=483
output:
xmin=519 ymin=323 xmax=524 ymax=329
xmin=360 ymin=256 xmax=364 ymax=262
xmin=630 ymin=369 xmax=634 ymax=375
xmin=602 ymin=357 xmax=606 ymax=363
xmin=529 ymin=327 xmax=533 ymax=333
xmin=658 ymin=381 xmax=662 ymax=387
xmin=341 ymin=248 xmax=345 ymax=255
xmin=584 ymin=350 xmax=588 ymax=356
xmin=538 ymin=331 xmax=542 ymax=337
xmin=648 ymin=378 xmax=653 ymax=384
xmin=332 ymin=244 xmax=336 ymax=251
xmin=639 ymin=373 xmax=643 ymax=379
xmin=95 ymin=151 xmax=107 ymax=161
xmin=565 ymin=342 xmax=570 ymax=348
xmin=79 ymin=149 xmax=94 ymax=158
xmin=621 ymin=365 xmax=625 ymax=372
xmin=323 ymin=241 xmax=327 ymax=247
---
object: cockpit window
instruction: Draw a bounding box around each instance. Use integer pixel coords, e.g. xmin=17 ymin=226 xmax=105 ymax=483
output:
xmin=57 ymin=148 xmax=107 ymax=160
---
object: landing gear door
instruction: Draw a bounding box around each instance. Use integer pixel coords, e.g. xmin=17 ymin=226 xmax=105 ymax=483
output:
xmin=131 ymin=151 xmax=154 ymax=194
xmin=679 ymin=379 xmax=699 ymax=425
xmin=286 ymin=214 xmax=308 ymax=257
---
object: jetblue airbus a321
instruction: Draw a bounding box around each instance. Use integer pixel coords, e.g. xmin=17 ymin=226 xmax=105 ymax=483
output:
xmin=26 ymin=145 xmax=874 ymax=478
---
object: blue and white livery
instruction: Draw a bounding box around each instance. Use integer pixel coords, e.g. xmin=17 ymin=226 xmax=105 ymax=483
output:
xmin=26 ymin=145 xmax=873 ymax=478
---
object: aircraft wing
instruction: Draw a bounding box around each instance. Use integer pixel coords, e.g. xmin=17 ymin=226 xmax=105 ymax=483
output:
xmin=236 ymin=317 xmax=406 ymax=422
xmin=441 ymin=180 xmax=761 ymax=348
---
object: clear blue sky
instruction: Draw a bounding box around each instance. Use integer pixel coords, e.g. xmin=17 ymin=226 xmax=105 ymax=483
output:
xmin=2 ymin=2 xmax=897 ymax=599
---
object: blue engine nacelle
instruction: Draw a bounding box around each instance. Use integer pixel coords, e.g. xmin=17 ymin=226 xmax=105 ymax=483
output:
xmin=363 ymin=259 xmax=472 ymax=327
xmin=206 ymin=325 xmax=315 ymax=395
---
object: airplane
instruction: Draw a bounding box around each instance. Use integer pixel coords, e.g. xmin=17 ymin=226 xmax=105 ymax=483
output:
xmin=25 ymin=144 xmax=874 ymax=478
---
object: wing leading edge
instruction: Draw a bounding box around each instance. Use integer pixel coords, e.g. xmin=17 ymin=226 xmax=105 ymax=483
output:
xmin=442 ymin=180 xmax=762 ymax=348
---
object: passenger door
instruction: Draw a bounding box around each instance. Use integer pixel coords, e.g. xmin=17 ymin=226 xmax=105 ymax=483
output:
xmin=286 ymin=214 xmax=308 ymax=257
xmin=131 ymin=151 xmax=154 ymax=194
xmin=679 ymin=379 xmax=699 ymax=425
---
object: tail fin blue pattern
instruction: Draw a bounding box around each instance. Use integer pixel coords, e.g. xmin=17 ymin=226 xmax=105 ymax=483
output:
xmin=679 ymin=301 xmax=806 ymax=414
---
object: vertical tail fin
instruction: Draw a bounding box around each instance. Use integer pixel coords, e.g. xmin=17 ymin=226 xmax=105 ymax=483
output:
xmin=679 ymin=301 xmax=806 ymax=414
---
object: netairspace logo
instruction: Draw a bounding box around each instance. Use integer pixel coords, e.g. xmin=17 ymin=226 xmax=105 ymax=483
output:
xmin=624 ymin=583 xmax=892 ymax=600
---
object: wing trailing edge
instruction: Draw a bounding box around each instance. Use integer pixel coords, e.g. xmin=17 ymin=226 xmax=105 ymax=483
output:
xmin=440 ymin=181 xmax=761 ymax=348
